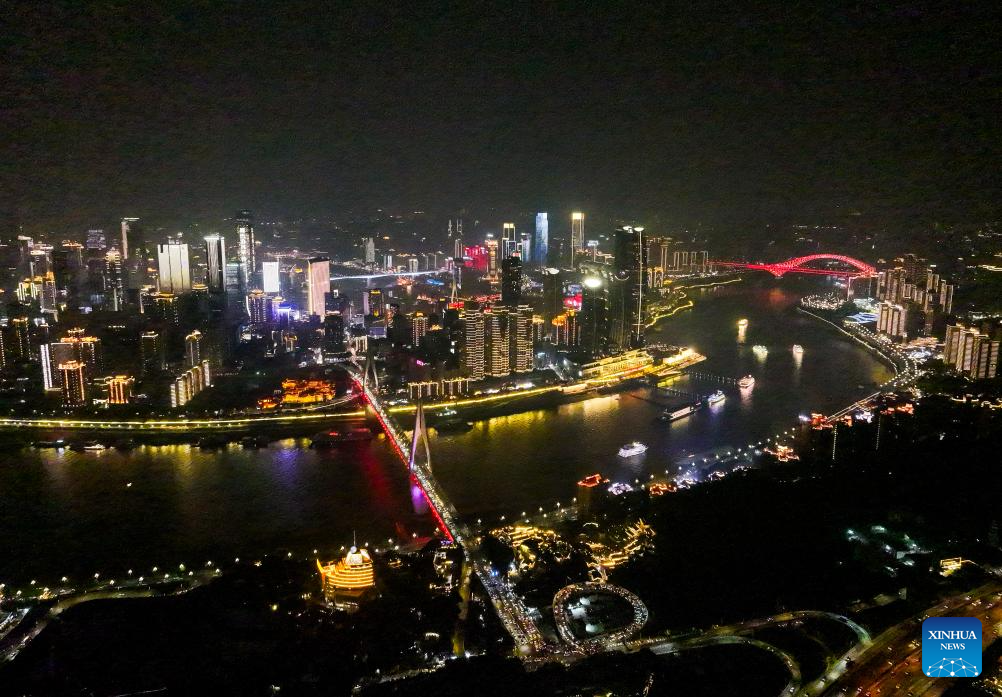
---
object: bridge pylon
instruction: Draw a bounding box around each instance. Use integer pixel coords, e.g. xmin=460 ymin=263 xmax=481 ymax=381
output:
xmin=362 ymin=353 xmax=380 ymax=393
xmin=409 ymin=401 xmax=432 ymax=472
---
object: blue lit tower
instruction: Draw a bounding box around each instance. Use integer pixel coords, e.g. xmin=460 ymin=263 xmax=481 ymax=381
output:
xmin=534 ymin=212 xmax=549 ymax=266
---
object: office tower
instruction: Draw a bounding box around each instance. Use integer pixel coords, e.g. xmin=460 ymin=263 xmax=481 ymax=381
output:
xmin=541 ymin=267 xmax=563 ymax=322
xmin=185 ymin=330 xmax=203 ymax=367
xmin=366 ymin=288 xmax=385 ymax=318
xmin=261 ymin=260 xmax=280 ymax=294
xmin=120 ymin=217 xmax=139 ymax=259
xmin=463 ymin=307 xmax=486 ymax=380
xmin=501 ymin=222 xmax=518 ymax=258
xmin=411 ymin=311 xmax=428 ymax=346
xmin=501 ymin=255 xmax=522 ymax=305
xmin=106 ymin=375 xmax=135 ymax=404
xmin=246 ymin=290 xmax=276 ymax=323
xmin=580 ymin=276 xmax=609 ymax=355
xmin=204 ymin=235 xmax=226 ymax=293
xmin=877 ymin=301 xmax=908 ymax=339
xmin=306 ymin=257 xmax=331 ymax=317
xmin=224 ymin=261 xmax=243 ymax=299
xmin=39 ymin=343 xmax=55 ymax=389
xmin=553 ymin=310 xmax=581 ymax=347
xmin=534 ymin=212 xmax=549 ymax=266
xmin=53 ymin=242 xmax=85 ymax=298
xmin=571 ymin=212 xmax=585 ymax=261
xmin=157 ymin=242 xmax=191 ymax=293
xmin=39 ymin=272 xmax=58 ymax=316
xmin=611 ymin=225 xmax=646 ymax=349
xmin=364 ymin=237 xmax=376 ymax=265
xmin=510 ymin=305 xmax=533 ymax=373
xmin=408 ymin=257 xmax=419 ymax=273
xmin=453 ymin=237 xmax=464 ymax=259
xmin=140 ymin=331 xmax=165 ymax=375
xmin=59 ymin=361 xmax=88 ymax=406
xmin=85 ymin=229 xmax=106 ymax=251
xmin=29 ymin=247 xmax=52 ymax=277
xmin=235 ymin=210 xmax=255 ymax=290
xmin=104 ymin=249 xmax=124 ymax=310
xmin=485 ymin=306 xmax=511 ymax=377
xmin=486 ymin=238 xmax=499 ymax=277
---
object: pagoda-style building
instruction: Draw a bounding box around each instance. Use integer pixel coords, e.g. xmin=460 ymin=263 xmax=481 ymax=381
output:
xmin=317 ymin=546 xmax=375 ymax=611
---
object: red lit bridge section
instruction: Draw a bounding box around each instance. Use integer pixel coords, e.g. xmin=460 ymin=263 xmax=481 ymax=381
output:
xmin=712 ymin=254 xmax=877 ymax=279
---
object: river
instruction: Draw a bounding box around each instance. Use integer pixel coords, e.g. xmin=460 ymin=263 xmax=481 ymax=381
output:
xmin=0 ymin=278 xmax=892 ymax=588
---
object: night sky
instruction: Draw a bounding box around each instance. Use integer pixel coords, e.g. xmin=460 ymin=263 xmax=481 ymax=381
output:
xmin=3 ymin=2 xmax=1001 ymax=232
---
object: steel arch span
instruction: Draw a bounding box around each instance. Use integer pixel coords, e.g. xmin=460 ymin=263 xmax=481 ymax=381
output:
xmin=712 ymin=254 xmax=877 ymax=278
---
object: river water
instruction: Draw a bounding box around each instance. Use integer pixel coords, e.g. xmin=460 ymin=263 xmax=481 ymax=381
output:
xmin=0 ymin=279 xmax=892 ymax=588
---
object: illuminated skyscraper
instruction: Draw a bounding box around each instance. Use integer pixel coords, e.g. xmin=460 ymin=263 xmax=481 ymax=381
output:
xmin=500 ymin=255 xmax=522 ymax=305
xmin=486 ymin=238 xmax=499 ymax=277
xmin=58 ymin=361 xmax=87 ymax=406
xmin=203 ymin=235 xmax=226 ymax=293
xmin=306 ymin=257 xmax=331 ymax=317
xmin=246 ymin=290 xmax=276 ymax=323
xmin=411 ymin=311 xmax=428 ymax=347
xmin=120 ymin=217 xmax=139 ymax=260
xmin=106 ymin=375 xmax=134 ymax=404
xmin=85 ymin=229 xmax=106 ymax=251
xmin=140 ymin=331 xmax=165 ymax=375
xmin=534 ymin=212 xmax=549 ymax=266
xmin=363 ymin=237 xmax=376 ymax=265
xmin=156 ymin=241 xmax=191 ymax=293
xmin=185 ymin=330 xmax=203 ymax=367
xmin=580 ymin=276 xmax=608 ymax=356
xmin=570 ymin=212 xmax=585 ymax=261
xmin=366 ymin=288 xmax=385 ymax=318
xmin=463 ymin=306 xmax=485 ymax=380
xmin=501 ymin=222 xmax=518 ymax=258
xmin=510 ymin=305 xmax=533 ymax=373
xmin=261 ymin=260 xmax=280 ymax=294
xmin=611 ymin=225 xmax=646 ymax=349
xmin=235 ymin=210 xmax=255 ymax=290
xmin=485 ymin=306 xmax=510 ymax=377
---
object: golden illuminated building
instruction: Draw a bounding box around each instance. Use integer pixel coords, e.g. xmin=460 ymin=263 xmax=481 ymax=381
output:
xmin=317 ymin=546 xmax=375 ymax=609
xmin=258 ymin=378 xmax=335 ymax=409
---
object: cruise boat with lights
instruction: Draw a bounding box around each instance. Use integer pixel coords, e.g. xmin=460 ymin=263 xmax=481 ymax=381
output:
xmin=737 ymin=318 xmax=749 ymax=328
xmin=752 ymin=344 xmax=768 ymax=357
xmin=618 ymin=442 xmax=648 ymax=458
xmin=660 ymin=404 xmax=701 ymax=422
xmin=738 ymin=375 xmax=755 ymax=388
xmin=792 ymin=344 xmax=804 ymax=355
xmin=706 ymin=390 xmax=726 ymax=406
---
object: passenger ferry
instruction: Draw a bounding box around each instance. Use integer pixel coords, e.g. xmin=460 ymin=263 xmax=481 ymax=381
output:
xmin=752 ymin=344 xmax=768 ymax=357
xmin=792 ymin=344 xmax=804 ymax=355
xmin=737 ymin=318 xmax=749 ymax=328
xmin=738 ymin=375 xmax=755 ymax=388
xmin=618 ymin=442 xmax=648 ymax=458
xmin=706 ymin=390 xmax=726 ymax=406
xmin=82 ymin=442 xmax=107 ymax=451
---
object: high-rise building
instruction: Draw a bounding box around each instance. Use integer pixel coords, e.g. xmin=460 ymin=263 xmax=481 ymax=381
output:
xmin=44 ymin=331 xmax=102 ymax=388
xmin=553 ymin=310 xmax=581 ymax=347
xmin=235 ymin=210 xmax=255 ymax=290
xmin=485 ymin=238 xmax=499 ymax=278
xmin=261 ymin=261 xmax=280 ymax=294
xmin=411 ymin=311 xmax=428 ymax=347
xmin=58 ymin=361 xmax=87 ymax=406
xmin=484 ymin=306 xmax=511 ymax=377
xmin=366 ymin=288 xmax=385 ymax=318
xmin=363 ymin=237 xmax=376 ymax=265
xmin=204 ymin=235 xmax=226 ymax=293
xmin=501 ymin=222 xmax=518 ymax=258
xmin=140 ymin=331 xmax=165 ymax=375
xmin=945 ymin=324 xmax=999 ymax=378
xmin=85 ymin=229 xmax=106 ymax=251
xmin=170 ymin=360 xmax=212 ymax=407
xmin=106 ymin=375 xmax=135 ymax=404
xmin=570 ymin=212 xmax=585 ymax=262
xmin=10 ymin=317 xmax=31 ymax=360
xmin=510 ymin=304 xmax=533 ymax=373
xmin=580 ymin=275 xmax=608 ymax=356
xmin=877 ymin=301 xmax=908 ymax=339
xmin=534 ymin=212 xmax=549 ymax=266
xmin=247 ymin=290 xmax=276 ymax=323
xmin=120 ymin=218 xmax=139 ymax=260
xmin=185 ymin=330 xmax=203 ymax=367
xmin=500 ymin=255 xmax=522 ymax=305
xmin=463 ymin=307 xmax=485 ymax=380
xmin=156 ymin=241 xmax=191 ymax=293
xmin=611 ymin=225 xmax=646 ymax=350
xmin=306 ymin=257 xmax=331 ymax=317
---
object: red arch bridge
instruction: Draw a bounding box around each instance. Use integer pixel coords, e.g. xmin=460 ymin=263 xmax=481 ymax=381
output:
xmin=711 ymin=254 xmax=876 ymax=278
